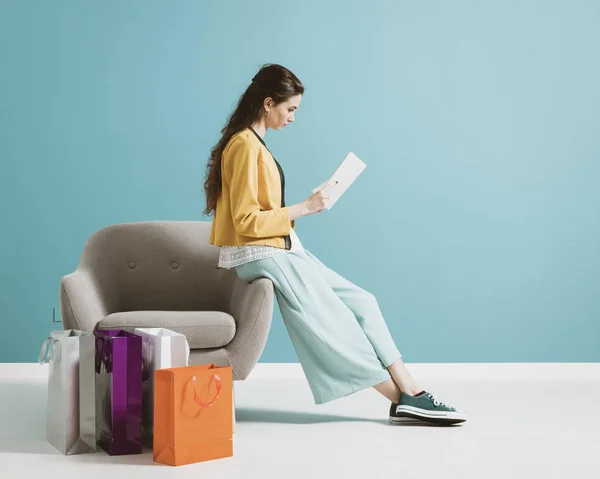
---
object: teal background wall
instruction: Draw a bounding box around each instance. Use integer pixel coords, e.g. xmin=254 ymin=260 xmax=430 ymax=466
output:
xmin=1 ymin=1 xmax=598 ymax=363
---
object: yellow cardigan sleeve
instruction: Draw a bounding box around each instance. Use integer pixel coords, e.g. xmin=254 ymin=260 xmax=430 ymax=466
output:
xmin=224 ymin=137 xmax=291 ymax=238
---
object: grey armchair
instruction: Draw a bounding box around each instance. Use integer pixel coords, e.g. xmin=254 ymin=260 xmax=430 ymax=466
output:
xmin=59 ymin=221 xmax=276 ymax=382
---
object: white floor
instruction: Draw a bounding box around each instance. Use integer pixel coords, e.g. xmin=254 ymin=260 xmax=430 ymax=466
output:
xmin=1 ymin=363 xmax=599 ymax=478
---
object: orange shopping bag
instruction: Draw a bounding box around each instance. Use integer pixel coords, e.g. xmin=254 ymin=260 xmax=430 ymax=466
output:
xmin=153 ymin=364 xmax=233 ymax=466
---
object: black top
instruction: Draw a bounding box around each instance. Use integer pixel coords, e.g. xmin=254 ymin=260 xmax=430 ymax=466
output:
xmin=248 ymin=126 xmax=291 ymax=250
xmin=248 ymin=127 xmax=287 ymax=208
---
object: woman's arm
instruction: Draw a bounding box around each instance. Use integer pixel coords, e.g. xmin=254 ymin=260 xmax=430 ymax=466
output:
xmin=290 ymin=180 xmax=338 ymax=219
xmin=288 ymin=201 xmax=310 ymax=221
xmin=225 ymin=138 xmax=293 ymax=238
xmin=224 ymin=137 xmax=335 ymax=233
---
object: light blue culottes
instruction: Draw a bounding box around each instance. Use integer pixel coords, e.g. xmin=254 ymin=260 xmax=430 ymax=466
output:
xmin=234 ymin=248 xmax=402 ymax=405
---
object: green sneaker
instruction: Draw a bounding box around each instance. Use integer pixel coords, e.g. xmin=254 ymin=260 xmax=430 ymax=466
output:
xmin=389 ymin=391 xmax=468 ymax=425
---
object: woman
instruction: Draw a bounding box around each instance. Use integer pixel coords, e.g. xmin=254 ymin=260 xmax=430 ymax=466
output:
xmin=205 ymin=63 xmax=467 ymax=425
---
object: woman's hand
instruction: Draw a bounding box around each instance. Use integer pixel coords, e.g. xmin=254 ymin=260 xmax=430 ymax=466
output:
xmin=288 ymin=180 xmax=338 ymax=220
xmin=304 ymin=180 xmax=339 ymax=217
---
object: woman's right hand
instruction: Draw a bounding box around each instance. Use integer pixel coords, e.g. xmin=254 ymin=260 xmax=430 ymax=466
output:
xmin=302 ymin=180 xmax=338 ymax=216
xmin=287 ymin=180 xmax=338 ymax=221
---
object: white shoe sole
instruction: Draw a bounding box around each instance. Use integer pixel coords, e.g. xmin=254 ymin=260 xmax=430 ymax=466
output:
xmin=390 ymin=405 xmax=468 ymax=425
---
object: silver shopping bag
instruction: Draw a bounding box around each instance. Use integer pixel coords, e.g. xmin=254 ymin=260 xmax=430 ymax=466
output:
xmin=134 ymin=328 xmax=189 ymax=447
xmin=39 ymin=330 xmax=96 ymax=455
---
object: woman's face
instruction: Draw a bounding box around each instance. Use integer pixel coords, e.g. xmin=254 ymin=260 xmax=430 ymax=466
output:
xmin=266 ymin=94 xmax=302 ymax=130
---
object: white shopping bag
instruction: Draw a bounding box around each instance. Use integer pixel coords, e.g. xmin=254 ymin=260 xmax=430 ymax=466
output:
xmin=38 ymin=330 xmax=96 ymax=455
xmin=134 ymin=328 xmax=190 ymax=446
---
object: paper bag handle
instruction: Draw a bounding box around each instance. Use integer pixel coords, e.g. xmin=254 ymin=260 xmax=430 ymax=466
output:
xmin=38 ymin=337 xmax=58 ymax=365
xmin=189 ymin=373 xmax=222 ymax=408
xmin=94 ymin=336 xmax=113 ymax=374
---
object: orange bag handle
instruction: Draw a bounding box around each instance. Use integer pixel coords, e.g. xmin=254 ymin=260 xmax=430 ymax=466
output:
xmin=189 ymin=373 xmax=222 ymax=408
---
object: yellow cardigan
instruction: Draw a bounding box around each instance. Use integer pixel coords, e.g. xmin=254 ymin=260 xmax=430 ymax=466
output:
xmin=209 ymin=128 xmax=295 ymax=249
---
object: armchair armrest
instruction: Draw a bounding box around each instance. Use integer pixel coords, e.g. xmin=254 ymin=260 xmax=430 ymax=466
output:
xmin=224 ymin=276 xmax=275 ymax=379
xmin=59 ymin=268 xmax=111 ymax=332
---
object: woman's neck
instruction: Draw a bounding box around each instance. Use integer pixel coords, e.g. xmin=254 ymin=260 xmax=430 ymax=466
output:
xmin=249 ymin=121 xmax=267 ymax=139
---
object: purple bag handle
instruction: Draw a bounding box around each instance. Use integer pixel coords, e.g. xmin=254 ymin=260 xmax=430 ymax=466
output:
xmin=95 ymin=336 xmax=113 ymax=373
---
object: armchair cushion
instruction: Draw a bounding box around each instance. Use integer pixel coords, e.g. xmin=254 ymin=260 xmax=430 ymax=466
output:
xmin=98 ymin=310 xmax=236 ymax=349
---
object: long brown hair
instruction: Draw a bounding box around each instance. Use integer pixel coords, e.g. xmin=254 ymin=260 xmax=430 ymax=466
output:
xmin=203 ymin=63 xmax=305 ymax=216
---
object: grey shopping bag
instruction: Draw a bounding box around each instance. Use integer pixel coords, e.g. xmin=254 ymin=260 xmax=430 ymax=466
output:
xmin=39 ymin=330 xmax=96 ymax=454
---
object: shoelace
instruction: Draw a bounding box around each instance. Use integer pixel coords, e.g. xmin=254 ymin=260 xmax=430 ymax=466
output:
xmin=427 ymin=393 xmax=451 ymax=409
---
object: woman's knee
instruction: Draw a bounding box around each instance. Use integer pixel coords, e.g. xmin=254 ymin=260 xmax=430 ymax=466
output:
xmin=356 ymin=289 xmax=379 ymax=310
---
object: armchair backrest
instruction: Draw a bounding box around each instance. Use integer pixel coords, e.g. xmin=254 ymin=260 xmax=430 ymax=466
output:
xmin=78 ymin=221 xmax=235 ymax=313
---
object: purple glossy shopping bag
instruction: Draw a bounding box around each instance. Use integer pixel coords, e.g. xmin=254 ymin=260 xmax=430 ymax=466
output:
xmin=94 ymin=329 xmax=143 ymax=455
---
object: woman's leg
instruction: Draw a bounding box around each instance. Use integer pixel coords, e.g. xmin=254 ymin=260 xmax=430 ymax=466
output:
xmin=237 ymin=251 xmax=467 ymax=423
xmin=235 ymin=252 xmax=394 ymax=405
xmin=386 ymin=357 xmax=421 ymax=396
xmin=303 ymin=249 xmax=423 ymax=399
xmin=373 ymin=378 xmax=402 ymax=403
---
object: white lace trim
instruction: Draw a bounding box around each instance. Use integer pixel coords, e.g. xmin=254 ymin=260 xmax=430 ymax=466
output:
xmin=218 ymin=245 xmax=288 ymax=268
xmin=218 ymin=228 xmax=304 ymax=269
